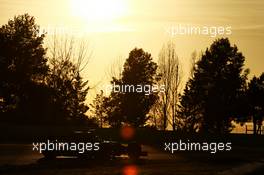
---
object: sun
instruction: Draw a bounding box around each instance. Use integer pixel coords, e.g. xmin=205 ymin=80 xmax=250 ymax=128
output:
xmin=70 ymin=0 xmax=127 ymax=23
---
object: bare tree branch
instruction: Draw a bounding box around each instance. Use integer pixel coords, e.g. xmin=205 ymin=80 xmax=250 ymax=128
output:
xmin=156 ymin=41 xmax=183 ymax=130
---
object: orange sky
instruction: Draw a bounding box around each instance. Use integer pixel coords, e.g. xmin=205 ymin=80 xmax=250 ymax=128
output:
xmin=0 ymin=0 xmax=264 ymax=99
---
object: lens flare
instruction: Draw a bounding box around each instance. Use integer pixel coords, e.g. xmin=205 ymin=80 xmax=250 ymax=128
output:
xmin=123 ymin=165 xmax=138 ymax=175
xmin=121 ymin=125 xmax=135 ymax=140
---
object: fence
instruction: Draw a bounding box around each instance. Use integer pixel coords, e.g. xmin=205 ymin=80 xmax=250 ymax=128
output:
xmin=245 ymin=125 xmax=264 ymax=135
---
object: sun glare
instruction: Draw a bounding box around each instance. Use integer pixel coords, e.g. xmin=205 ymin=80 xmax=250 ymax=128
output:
xmin=70 ymin=0 xmax=127 ymax=22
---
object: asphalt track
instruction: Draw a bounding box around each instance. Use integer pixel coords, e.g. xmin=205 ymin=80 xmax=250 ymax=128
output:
xmin=0 ymin=144 xmax=263 ymax=175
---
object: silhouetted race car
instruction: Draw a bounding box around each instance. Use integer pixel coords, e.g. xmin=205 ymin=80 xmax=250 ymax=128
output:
xmin=42 ymin=130 xmax=147 ymax=160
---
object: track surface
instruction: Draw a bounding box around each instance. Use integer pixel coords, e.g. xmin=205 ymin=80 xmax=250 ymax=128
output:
xmin=0 ymin=144 xmax=263 ymax=175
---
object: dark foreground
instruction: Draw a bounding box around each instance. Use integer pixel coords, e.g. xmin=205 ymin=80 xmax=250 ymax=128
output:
xmin=0 ymin=144 xmax=263 ymax=175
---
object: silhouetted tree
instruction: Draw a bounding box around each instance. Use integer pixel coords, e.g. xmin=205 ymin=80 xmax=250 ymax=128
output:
xmin=177 ymin=51 xmax=200 ymax=133
xmin=148 ymin=102 xmax=163 ymax=130
xmin=246 ymin=73 xmax=264 ymax=135
xmin=90 ymin=90 xmax=107 ymax=128
xmin=102 ymin=91 xmax=123 ymax=128
xmin=178 ymin=80 xmax=203 ymax=133
xmin=46 ymin=36 xmax=90 ymax=125
xmin=103 ymin=48 xmax=159 ymax=127
xmin=0 ymin=14 xmax=48 ymax=122
xmin=157 ymin=41 xmax=182 ymax=130
xmin=179 ymin=38 xmax=248 ymax=134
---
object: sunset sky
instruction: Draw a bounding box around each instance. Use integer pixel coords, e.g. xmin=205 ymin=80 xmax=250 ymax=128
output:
xmin=1 ymin=0 xmax=264 ymax=98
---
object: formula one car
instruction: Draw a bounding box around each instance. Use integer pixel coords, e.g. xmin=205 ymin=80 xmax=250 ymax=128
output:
xmin=42 ymin=130 xmax=147 ymax=160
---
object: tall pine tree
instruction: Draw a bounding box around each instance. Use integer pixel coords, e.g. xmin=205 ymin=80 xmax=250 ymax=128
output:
xmin=179 ymin=38 xmax=248 ymax=134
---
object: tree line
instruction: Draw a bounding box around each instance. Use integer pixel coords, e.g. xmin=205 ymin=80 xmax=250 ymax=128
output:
xmin=0 ymin=14 xmax=95 ymax=126
xmin=0 ymin=14 xmax=263 ymax=135
xmin=90 ymin=37 xmax=264 ymax=135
